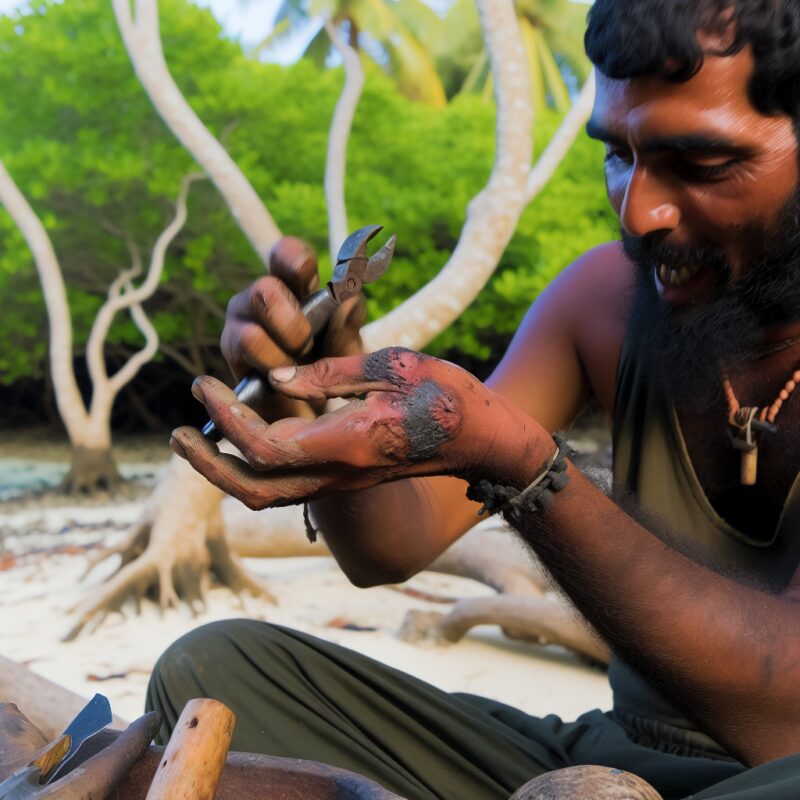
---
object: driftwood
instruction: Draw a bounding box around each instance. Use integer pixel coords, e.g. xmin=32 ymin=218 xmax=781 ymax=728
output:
xmin=427 ymin=521 xmax=551 ymax=597
xmin=400 ymin=596 xmax=610 ymax=664
xmin=509 ymin=765 xmax=663 ymax=799
xmin=400 ymin=521 xmax=611 ymax=664
xmin=0 ymin=656 xmax=128 ymax=740
xmin=224 ymin=506 xmax=609 ymax=662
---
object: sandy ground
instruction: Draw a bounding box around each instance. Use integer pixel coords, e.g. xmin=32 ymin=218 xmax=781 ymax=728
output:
xmin=0 ymin=433 xmax=612 ymax=727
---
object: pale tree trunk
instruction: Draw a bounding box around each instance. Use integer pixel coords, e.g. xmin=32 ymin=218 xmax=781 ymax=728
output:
xmin=524 ymin=70 xmax=596 ymax=204
xmin=0 ymin=161 xmax=86 ymax=446
xmin=362 ymin=0 xmax=533 ymax=351
xmin=112 ymin=0 xmax=282 ymax=261
xmin=74 ymin=0 xmax=289 ymax=632
xmin=362 ymin=69 xmax=596 ymax=351
xmin=0 ymin=159 xmax=196 ymax=492
xmin=323 ymin=16 xmax=365 ymax=256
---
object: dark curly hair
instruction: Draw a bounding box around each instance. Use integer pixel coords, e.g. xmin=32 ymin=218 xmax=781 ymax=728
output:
xmin=585 ymin=0 xmax=800 ymax=118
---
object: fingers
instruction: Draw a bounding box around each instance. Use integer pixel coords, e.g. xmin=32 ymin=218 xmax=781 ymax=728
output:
xmin=268 ymin=354 xmax=397 ymax=401
xmin=269 ymin=236 xmax=320 ymax=298
xmin=323 ymin=294 xmax=366 ymax=357
xmin=190 ymin=376 xmax=306 ymax=469
xmin=232 ymin=277 xmax=313 ymax=354
xmin=170 ymin=425 xmax=324 ymax=510
xmin=222 ymin=277 xmax=314 ymax=381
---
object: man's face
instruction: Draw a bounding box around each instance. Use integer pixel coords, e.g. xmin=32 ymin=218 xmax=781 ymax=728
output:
xmin=588 ymin=48 xmax=799 ymax=308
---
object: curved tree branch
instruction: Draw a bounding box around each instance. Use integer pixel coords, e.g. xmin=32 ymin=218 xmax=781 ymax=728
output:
xmin=87 ymin=173 xmax=200 ymax=420
xmin=362 ymin=0 xmax=533 ymax=351
xmin=524 ymin=70 xmax=596 ymax=205
xmin=322 ymin=16 xmax=365 ymax=256
xmin=112 ymin=0 xmax=282 ymax=263
xmin=0 ymin=160 xmax=88 ymax=439
xmin=107 ymin=296 xmax=159 ymax=397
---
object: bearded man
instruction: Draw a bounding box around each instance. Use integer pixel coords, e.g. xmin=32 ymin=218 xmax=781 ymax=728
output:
xmin=153 ymin=1 xmax=800 ymax=797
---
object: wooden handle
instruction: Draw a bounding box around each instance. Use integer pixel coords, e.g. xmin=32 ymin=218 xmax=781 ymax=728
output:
xmin=145 ymin=699 xmax=235 ymax=800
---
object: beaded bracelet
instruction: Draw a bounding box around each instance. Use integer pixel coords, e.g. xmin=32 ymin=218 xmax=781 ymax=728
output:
xmin=466 ymin=433 xmax=574 ymax=521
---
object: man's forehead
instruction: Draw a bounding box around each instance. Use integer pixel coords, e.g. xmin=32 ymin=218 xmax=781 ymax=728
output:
xmin=589 ymin=49 xmax=761 ymax=139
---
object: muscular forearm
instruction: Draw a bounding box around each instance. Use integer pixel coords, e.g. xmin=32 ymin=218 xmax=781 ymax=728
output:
xmin=508 ymin=463 xmax=800 ymax=766
xmin=310 ymin=475 xmax=475 ymax=586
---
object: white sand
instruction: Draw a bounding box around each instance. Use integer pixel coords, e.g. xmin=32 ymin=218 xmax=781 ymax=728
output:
xmin=0 ymin=454 xmax=611 ymax=727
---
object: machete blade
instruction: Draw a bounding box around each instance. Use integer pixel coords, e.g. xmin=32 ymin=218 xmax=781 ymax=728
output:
xmin=44 ymin=693 xmax=112 ymax=783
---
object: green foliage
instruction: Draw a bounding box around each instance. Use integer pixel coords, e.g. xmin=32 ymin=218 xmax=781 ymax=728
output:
xmin=0 ymin=0 xmax=614 ymax=389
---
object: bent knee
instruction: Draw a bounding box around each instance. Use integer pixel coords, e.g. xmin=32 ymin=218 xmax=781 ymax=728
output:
xmin=150 ymin=619 xmax=270 ymax=693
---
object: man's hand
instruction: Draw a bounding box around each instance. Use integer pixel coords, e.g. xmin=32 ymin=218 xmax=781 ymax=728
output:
xmin=170 ymin=348 xmax=550 ymax=510
xmin=221 ymin=237 xmax=366 ymax=420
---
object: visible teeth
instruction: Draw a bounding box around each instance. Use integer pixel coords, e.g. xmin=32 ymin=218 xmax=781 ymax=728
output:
xmin=657 ymin=263 xmax=700 ymax=287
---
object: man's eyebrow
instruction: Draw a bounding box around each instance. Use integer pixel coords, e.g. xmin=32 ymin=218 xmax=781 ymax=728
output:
xmin=586 ymin=120 xmax=740 ymax=154
xmin=641 ymin=134 xmax=739 ymax=153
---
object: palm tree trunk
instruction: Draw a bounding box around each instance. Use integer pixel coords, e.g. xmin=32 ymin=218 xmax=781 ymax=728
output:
xmin=322 ymin=16 xmax=365 ymax=256
xmin=112 ymin=0 xmax=282 ymax=262
xmin=362 ymin=0 xmax=533 ymax=351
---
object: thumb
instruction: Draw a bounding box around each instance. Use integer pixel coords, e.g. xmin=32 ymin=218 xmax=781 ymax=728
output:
xmin=322 ymin=294 xmax=367 ymax=357
xmin=269 ymin=354 xmax=395 ymax=402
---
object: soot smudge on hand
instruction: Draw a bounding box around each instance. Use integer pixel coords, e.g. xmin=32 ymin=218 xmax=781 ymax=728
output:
xmin=403 ymin=379 xmax=460 ymax=461
xmin=363 ymin=348 xmax=463 ymax=462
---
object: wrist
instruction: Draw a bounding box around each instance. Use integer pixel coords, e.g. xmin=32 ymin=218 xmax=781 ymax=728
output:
xmin=468 ymin=396 xmax=555 ymax=489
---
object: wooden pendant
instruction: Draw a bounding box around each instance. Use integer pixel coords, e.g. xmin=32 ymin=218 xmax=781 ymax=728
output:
xmin=730 ymin=407 xmax=759 ymax=486
xmin=741 ymin=445 xmax=758 ymax=486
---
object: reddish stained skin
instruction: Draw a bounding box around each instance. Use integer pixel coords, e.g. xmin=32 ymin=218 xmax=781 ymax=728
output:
xmin=171 ymin=347 xmax=539 ymax=511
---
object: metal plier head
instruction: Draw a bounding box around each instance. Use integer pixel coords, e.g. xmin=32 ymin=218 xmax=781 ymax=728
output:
xmin=330 ymin=225 xmax=396 ymax=304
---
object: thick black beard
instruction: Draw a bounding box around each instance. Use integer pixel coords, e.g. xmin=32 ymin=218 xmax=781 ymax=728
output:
xmin=622 ymin=193 xmax=800 ymax=406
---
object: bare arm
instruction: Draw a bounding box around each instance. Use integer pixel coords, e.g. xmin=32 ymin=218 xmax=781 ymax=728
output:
xmin=506 ymin=461 xmax=800 ymax=766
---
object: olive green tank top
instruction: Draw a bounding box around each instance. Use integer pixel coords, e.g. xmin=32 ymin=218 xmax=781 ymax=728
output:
xmin=609 ymin=330 xmax=800 ymax=739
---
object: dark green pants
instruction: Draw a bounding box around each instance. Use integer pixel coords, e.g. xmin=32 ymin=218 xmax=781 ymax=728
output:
xmin=146 ymin=620 xmax=800 ymax=800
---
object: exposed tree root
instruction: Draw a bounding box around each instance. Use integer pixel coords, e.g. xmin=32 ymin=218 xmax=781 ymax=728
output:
xmin=222 ymin=503 xmax=330 ymax=558
xmin=427 ymin=520 xmax=552 ymax=597
xmin=65 ymin=457 xmax=274 ymax=641
xmin=67 ymin=467 xmax=607 ymax=669
xmin=401 ymin=519 xmax=610 ymax=664
xmin=61 ymin=445 xmax=122 ymax=494
xmin=399 ymin=595 xmax=610 ymax=665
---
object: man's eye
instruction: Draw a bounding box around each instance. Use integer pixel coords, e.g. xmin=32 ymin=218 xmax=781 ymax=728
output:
xmin=679 ymin=159 xmax=739 ymax=181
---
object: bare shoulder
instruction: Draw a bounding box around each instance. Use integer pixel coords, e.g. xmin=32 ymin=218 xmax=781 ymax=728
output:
xmin=560 ymin=242 xmax=633 ymax=412
xmin=545 ymin=241 xmax=633 ymax=322
xmin=525 ymin=241 xmax=632 ymax=413
xmin=490 ymin=242 xmax=633 ymax=427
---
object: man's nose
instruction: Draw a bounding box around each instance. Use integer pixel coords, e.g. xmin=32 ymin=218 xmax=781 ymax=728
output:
xmin=619 ymin=167 xmax=681 ymax=237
